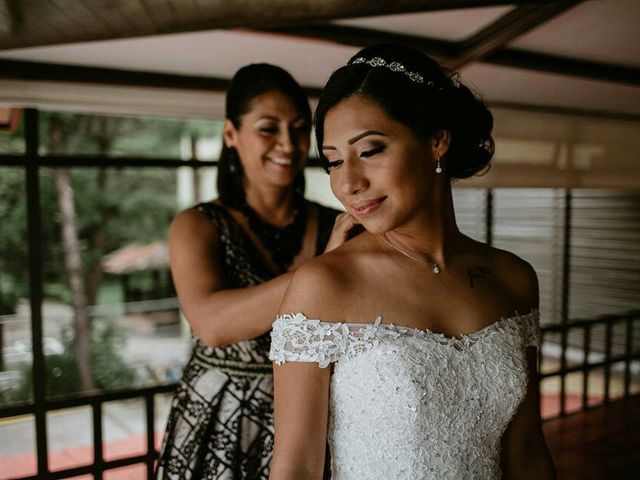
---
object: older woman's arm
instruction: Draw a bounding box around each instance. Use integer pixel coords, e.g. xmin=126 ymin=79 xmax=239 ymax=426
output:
xmin=169 ymin=208 xmax=299 ymax=347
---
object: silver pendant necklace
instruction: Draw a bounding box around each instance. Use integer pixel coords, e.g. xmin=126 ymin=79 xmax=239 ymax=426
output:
xmin=381 ymin=233 xmax=441 ymax=274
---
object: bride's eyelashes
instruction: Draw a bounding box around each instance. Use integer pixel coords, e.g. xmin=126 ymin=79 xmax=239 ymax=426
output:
xmin=359 ymin=145 xmax=386 ymax=158
xmin=325 ymin=145 xmax=387 ymax=172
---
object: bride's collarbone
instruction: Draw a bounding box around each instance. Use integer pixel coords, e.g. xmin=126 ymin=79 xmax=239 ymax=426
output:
xmin=335 ymin=247 xmax=522 ymax=333
xmin=343 ymin=274 xmax=518 ymax=336
xmin=344 ymin=304 xmax=521 ymax=339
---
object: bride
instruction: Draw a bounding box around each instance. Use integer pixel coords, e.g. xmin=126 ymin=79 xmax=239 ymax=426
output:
xmin=268 ymin=44 xmax=556 ymax=479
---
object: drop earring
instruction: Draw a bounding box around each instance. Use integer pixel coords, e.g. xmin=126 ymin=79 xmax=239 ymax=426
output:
xmin=228 ymin=147 xmax=239 ymax=174
xmin=435 ymin=156 xmax=443 ymax=174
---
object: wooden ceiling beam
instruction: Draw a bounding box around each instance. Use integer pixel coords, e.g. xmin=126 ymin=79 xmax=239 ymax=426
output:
xmin=266 ymin=24 xmax=640 ymax=88
xmin=270 ymin=24 xmax=457 ymax=61
xmin=487 ymin=49 xmax=640 ymax=87
xmin=0 ymin=59 xmax=229 ymax=91
xmin=443 ymin=1 xmax=583 ymax=70
xmin=1 ymin=59 xmax=638 ymax=123
xmin=0 ymin=0 xmax=540 ymax=50
xmin=0 ymin=58 xmax=322 ymax=97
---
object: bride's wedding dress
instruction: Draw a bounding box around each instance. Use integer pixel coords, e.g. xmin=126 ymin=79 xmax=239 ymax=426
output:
xmin=270 ymin=309 xmax=540 ymax=479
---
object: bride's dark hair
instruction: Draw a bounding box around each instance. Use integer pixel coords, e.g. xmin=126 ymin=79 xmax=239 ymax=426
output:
xmin=314 ymin=44 xmax=494 ymax=180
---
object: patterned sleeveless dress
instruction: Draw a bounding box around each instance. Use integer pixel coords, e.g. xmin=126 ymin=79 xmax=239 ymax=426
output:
xmin=156 ymin=201 xmax=339 ymax=480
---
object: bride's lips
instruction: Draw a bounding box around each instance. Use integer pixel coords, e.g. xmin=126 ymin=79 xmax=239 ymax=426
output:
xmin=350 ymin=197 xmax=386 ymax=217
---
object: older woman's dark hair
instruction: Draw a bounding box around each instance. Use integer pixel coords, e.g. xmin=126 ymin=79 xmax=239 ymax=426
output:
xmin=218 ymin=64 xmax=311 ymax=207
xmin=314 ymin=44 xmax=494 ymax=180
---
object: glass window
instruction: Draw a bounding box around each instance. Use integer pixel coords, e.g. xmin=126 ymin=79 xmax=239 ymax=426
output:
xmin=103 ymin=399 xmax=146 ymax=462
xmin=0 ymin=414 xmax=37 ymax=478
xmin=0 ymin=167 xmax=30 ymax=406
xmin=38 ymin=110 xmax=222 ymax=161
xmin=0 ymin=108 xmax=24 ymax=155
xmin=39 ymin=167 xmax=189 ymax=398
xmin=47 ymin=406 xmax=93 ymax=472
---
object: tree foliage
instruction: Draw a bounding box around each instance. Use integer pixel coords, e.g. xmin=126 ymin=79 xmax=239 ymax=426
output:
xmin=0 ymin=111 xmax=221 ymax=313
xmin=15 ymin=318 xmax=136 ymax=402
xmin=1 ymin=110 xmax=221 ymax=397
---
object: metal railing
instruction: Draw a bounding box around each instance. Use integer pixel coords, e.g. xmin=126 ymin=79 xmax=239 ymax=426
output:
xmin=540 ymin=310 xmax=640 ymax=415
xmin=1 ymin=383 xmax=176 ymax=479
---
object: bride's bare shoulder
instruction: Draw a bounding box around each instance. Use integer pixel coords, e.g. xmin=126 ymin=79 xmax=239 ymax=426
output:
xmin=278 ymin=233 xmax=373 ymax=321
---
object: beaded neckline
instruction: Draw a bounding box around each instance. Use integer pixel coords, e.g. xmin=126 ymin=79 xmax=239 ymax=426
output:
xmin=371 ymin=309 xmax=539 ymax=345
xmin=279 ymin=309 xmax=539 ymax=347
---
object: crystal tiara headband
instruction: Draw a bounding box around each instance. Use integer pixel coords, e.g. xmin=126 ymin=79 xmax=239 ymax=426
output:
xmin=351 ymin=56 xmax=428 ymax=85
xmin=349 ymin=56 xmax=492 ymax=154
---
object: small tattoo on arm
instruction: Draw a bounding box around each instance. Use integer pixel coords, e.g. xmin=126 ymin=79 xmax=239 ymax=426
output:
xmin=468 ymin=266 xmax=492 ymax=288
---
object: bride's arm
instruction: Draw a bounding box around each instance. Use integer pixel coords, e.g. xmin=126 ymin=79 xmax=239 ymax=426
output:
xmin=269 ymin=261 xmax=346 ymax=480
xmin=501 ymin=260 xmax=556 ymax=479
xmin=500 ymin=347 xmax=556 ymax=479
xmin=270 ymin=362 xmax=331 ymax=479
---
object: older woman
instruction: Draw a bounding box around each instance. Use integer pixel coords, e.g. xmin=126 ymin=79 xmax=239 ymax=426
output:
xmin=156 ymin=64 xmax=354 ymax=479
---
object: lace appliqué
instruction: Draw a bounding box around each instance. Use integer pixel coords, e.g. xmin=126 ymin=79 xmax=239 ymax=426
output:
xmin=270 ymin=313 xmax=390 ymax=368
xmin=270 ymin=310 xmax=540 ymax=368
xmin=269 ymin=310 xmax=541 ymax=479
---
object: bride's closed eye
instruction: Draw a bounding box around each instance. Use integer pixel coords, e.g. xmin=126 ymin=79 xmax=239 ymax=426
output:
xmin=325 ymin=145 xmax=386 ymax=173
xmin=359 ymin=145 xmax=386 ymax=158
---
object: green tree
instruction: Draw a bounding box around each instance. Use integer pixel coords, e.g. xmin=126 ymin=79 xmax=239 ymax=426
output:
xmin=16 ymin=318 xmax=136 ymax=402
xmin=1 ymin=110 xmax=220 ymax=395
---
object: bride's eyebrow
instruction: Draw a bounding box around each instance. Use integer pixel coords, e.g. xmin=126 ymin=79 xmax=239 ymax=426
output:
xmin=322 ymin=130 xmax=387 ymax=150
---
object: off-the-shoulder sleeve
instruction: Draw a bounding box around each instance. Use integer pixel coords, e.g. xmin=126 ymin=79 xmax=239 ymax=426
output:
xmin=523 ymin=309 xmax=541 ymax=348
xmin=269 ymin=313 xmax=350 ymax=368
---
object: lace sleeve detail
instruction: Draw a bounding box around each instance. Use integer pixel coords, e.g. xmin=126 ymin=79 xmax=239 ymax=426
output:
xmin=269 ymin=313 xmax=353 ymax=368
xmin=523 ymin=309 xmax=541 ymax=348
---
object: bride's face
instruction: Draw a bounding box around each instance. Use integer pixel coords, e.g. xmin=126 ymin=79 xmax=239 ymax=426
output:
xmin=322 ymin=94 xmax=437 ymax=234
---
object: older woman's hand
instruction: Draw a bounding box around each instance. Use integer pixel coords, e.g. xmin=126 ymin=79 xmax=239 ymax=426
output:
xmin=323 ymin=212 xmax=363 ymax=253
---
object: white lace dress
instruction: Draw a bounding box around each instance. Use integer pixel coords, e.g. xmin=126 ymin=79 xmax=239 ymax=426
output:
xmin=269 ymin=309 xmax=540 ymax=480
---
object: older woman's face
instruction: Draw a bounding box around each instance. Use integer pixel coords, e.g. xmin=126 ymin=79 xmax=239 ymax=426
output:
xmin=322 ymin=94 xmax=437 ymax=234
xmin=224 ymin=90 xmax=310 ymax=190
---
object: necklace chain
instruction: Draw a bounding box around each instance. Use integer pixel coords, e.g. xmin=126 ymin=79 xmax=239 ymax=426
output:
xmin=381 ymin=233 xmax=441 ymax=274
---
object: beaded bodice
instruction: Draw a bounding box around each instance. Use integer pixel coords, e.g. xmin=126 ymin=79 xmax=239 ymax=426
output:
xmin=269 ymin=310 xmax=540 ymax=479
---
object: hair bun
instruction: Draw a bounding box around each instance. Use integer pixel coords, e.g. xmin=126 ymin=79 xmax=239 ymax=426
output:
xmin=444 ymin=82 xmax=494 ymax=179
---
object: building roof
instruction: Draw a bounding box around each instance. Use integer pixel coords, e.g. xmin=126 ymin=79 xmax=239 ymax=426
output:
xmin=102 ymin=242 xmax=168 ymax=274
